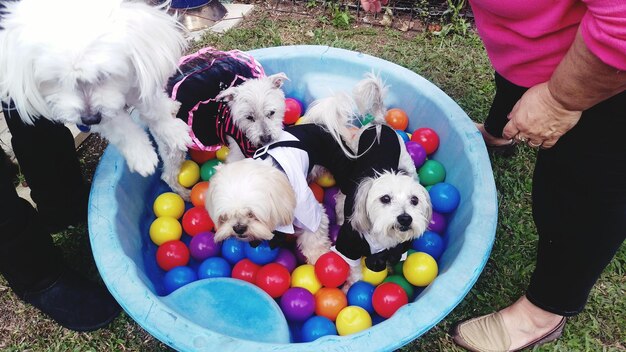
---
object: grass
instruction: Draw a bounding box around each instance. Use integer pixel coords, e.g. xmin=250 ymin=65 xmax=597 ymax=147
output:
xmin=1 ymin=4 xmax=624 ymax=351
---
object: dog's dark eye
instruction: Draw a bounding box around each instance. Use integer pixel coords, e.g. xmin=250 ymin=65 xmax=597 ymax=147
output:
xmin=218 ymin=215 xmax=227 ymax=224
xmin=267 ymin=110 xmax=275 ymax=117
xmin=380 ymin=195 xmax=391 ymax=204
xmin=410 ymin=196 xmax=419 ymax=206
xmin=246 ymin=115 xmax=255 ymax=122
xmin=247 ymin=211 xmax=255 ymax=219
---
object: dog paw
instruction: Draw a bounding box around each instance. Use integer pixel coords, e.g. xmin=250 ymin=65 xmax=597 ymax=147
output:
xmin=127 ymin=149 xmax=159 ymax=176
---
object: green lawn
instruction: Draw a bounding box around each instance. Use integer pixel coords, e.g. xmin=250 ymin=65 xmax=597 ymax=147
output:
xmin=1 ymin=4 xmax=623 ymax=351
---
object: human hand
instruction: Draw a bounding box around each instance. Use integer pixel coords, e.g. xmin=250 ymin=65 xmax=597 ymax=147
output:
xmin=502 ymin=82 xmax=582 ymax=149
xmin=360 ymin=0 xmax=389 ymax=13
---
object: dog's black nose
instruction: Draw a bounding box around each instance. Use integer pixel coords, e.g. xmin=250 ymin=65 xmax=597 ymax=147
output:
xmin=81 ymin=112 xmax=102 ymax=125
xmin=233 ymin=224 xmax=247 ymax=235
xmin=260 ymin=134 xmax=272 ymax=144
xmin=397 ymin=213 xmax=413 ymax=227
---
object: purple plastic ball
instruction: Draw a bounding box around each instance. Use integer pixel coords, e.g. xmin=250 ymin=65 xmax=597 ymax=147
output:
xmin=274 ymin=248 xmax=297 ymax=272
xmin=280 ymin=287 xmax=316 ymax=322
xmin=295 ymin=245 xmax=308 ymax=265
xmin=405 ymin=141 xmax=427 ymax=168
xmin=323 ymin=186 xmax=339 ymax=209
xmin=188 ymin=231 xmax=221 ymax=261
xmin=329 ymin=224 xmax=340 ymax=245
xmin=428 ymin=211 xmax=447 ymax=234
xmin=324 ymin=203 xmax=337 ymax=225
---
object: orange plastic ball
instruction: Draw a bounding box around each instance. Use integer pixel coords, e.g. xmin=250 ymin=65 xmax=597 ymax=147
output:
xmin=315 ymin=287 xmax=348 ymax=321
xmin=190 ymin=181 xmax=210 ymax=208
xmin=385 ymin=108 xmax=409 ymax=131
xmin=309 ymin=182 xmax=324 ymax=203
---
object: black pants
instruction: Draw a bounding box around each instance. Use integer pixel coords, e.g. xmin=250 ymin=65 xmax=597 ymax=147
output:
xmin=484 ymin=73 xmax=626 ymax=316
xmin=0 ymin=102 xmax=86 ymax=293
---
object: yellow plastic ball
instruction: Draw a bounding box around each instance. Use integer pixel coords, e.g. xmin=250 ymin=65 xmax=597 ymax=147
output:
xmin=153 ymin=192 xmax=185 ymax=219
xmin=178 ymin=160 xmax=200 ymax=188
xmin=403 ymin=252 xmax=438 ymax=287
xmin=216 ymin=146 xmax=229 ymax=162
xmin=336 ymin=306 xmax=372 ymax=336
xmin=149 ymin=216 xmax=182 ymax=245
xmin=295 ymin=117 xmax=306 ymax=125
xmin=315 ymin=171 xmax=336 ymax=188
xmin=291 ymin=264 xmax=322 ymax=294
xmin=361 ymin=259 xmax=388 ymax=286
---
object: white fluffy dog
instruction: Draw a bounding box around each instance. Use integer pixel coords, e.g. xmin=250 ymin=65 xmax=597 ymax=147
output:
xmin=0 ymin=0 xmax=192 ymax=194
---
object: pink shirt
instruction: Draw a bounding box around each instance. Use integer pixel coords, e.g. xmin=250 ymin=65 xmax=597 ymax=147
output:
xmin=469 ymin=0 xmax=626 ymax=87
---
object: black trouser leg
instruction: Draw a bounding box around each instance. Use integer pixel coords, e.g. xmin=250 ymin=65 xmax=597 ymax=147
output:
xmin=526 ymin=91 xmax=626 ymax=316
xmin=483 ymin=72 xmax=528 ymax=138
xmin=2 ymin=102 xmax=87 ymax=232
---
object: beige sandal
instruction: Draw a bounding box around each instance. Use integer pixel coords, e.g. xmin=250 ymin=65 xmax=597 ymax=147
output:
xmin=450 ymin=312 xmax=566 ymax=352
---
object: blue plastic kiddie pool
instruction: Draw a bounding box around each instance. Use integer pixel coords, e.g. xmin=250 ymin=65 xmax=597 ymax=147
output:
xmin=89 ymin=45 xmax=497 ymax=351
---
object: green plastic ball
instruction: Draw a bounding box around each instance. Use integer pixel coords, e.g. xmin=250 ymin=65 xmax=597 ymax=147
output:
xmin=418 ymin=159 xmax=446 ymax=186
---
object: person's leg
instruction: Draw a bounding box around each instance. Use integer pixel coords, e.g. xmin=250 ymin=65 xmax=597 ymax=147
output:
xmin=2 ymin=101 xmax=88 ymax=233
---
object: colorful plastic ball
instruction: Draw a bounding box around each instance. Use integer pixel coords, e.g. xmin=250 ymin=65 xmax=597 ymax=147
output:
xmin=324 ymin=205 xmax=337 ymax=226
xmin=274 ymin=248 xmax=297 ymax=272
xmin=197 ymin=257 xmax=231 ymax=279
xmin=153 ymin=192 xmax=185 ymax=219
xmin=301 ymin=316 xmax=337 ymax=342
xmin=314 ymin=287 xmax=348 ymax=321
xmin=189 ymin=148 xmax=216 ymax=164
xmin=429 ymin=182 xmax=461 ymax=214
xmin=163 ymin=266 xmax=197 ymax=294
xmin=418 ymin=159 xmax=446 ymax=186
xmin=178 ymin=160 xmax=200 ymax=188
xmin=244 ymin=240 xmax=280 ymax=265
xmin=323 ymin=186 xmax=339 ymax=209
xmin=392 ymin=249 xmax=416 ymax=274
xmin=315 ymin=171 xmax=336 ymax=188
xmin=361 ymin=260 xmax=388 ymax=286
xmin=335 ymin=306 xmax=372 ymax=336
xmin=284 ymin=97 xmax=303 ymax=125
xmin=396 ymin=129 xmax=410 ymax=142
xmin=221 ymin=237 xmax=246 ymax=264
xmin=329 ymin=224 xmax=340 ymax=245
xmin=215 ymin=146 xmax=229 ymax=161
xmin=411 ymin=231 xmax=445 ymax=261
xmin=156 ymin=240 xmax=190 ymax=271
xmin=77 ymin=124 xmax=91 ymax=132
xmin=231 ymin=258 xmax=261 ymax=284
xmin=182 ymin=206 xmax=214 ymax=236
xmin=190 ymin=181 xmax=210 ymax=208
xmin=402 ymin=252 xmax=439 ymax=287
xmin=405 ymin=141 xmax=427 ymax=169
xmin=428 ymin=211 xmax=447 ymax=234
xmin=372 ymin=282 xmax=409 ymax=318
xmin=291 ymin=264 xmax=322 ymax=294
xmin=383 ymin=275 xmax=415 ymax=299
xmin=309 ymin=182 xmax=324 ymax=203
xmin=149 ymin=216 xmax=182 ymax=245
xmin=188 ymin=231 xmax=221 ymax=261
xmin=411 ymin=127 xmax=440 ymax=155
xmin=314 ymin=251 xmax=350 ymax=288
xmin=280 ymin=287 xmax=316 ymax=322
xmin=347 ymin=281 xmax=376 ymax=314
xmin=200 ymin=159 xmax=221 ymax=181
xmin=385 ymin=108 xmax=409 ymax=131
xmin=255 ymin=263 xmax=291 ymax=298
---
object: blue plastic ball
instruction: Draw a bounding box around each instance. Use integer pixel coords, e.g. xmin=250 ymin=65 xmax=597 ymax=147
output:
xmin=163 ymin=266 xmax=197 ymax=294
xmin=197 ymin=257 xmax=231 ymax=279
xmin=244 ymin=240 xmax=280 ymax=265
xmin=347 ymin=281 xmax=376 ymax=314
xmin=396 ymin=129 xmax=410 ymax=142
xmin=301 ymin=316 xmax=337 ymax=342
xmin=411 ymin=231 xmax=445 ymax=261
xmin=429 ymin=182 xmax=461 ymax=213
xmin=221 ymin=237 xmax=246 ymax=264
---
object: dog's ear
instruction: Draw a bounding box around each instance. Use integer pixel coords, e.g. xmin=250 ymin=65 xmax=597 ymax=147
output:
xmin=268 ymin=72 xmax=289 ymax=89
xmin=216 ymin=86 xmax=237 ymax=102
xmin=349 ymin=176 xmax=375 ymax=234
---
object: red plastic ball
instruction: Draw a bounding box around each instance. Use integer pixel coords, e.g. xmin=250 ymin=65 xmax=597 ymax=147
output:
xmin=182 ymin=206 xmax=214 ymax=236
xmin=308 ymin=182 xmax=324 ymax=203
xmin=156 ymin=240 xmax=190 ymax=271
xmin=411 ymin=127 xmax=440 ymax=155
xmin=384 ymin=108 xmax=409 ymax=131
xmin=372 ymin=282 xmax=409 ymax=318
xmin=284 ymin=98 xmax=303 ymax=125
xmin=255 ymin=263 xmax=291 ymax=298
xmin=314 ymin=287 xmax=348 ymax=321
xmin=314 ymin=251 xmax=350 ymax=288
xmin=231 ymin=259 xmax=261 ymax=284
xmin=189 ymin=149 xmax=217 ymax=164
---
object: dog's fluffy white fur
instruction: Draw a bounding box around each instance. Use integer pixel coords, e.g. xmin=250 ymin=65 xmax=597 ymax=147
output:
xmin=0 ymin=0 xmax=192 ymax=194
xmin=207 ymin=158 xmax=331 ymax=264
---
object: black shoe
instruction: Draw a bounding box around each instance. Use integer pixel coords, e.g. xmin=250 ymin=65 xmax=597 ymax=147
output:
xmin=17 ymin=269 xmax=121 ymax=332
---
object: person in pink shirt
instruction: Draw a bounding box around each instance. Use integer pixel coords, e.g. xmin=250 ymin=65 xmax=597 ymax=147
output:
xmin=365 ymin=1 xmax=625 ymax=351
